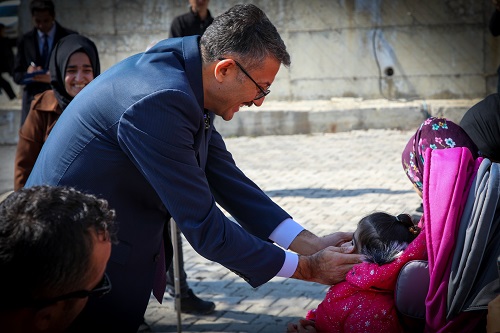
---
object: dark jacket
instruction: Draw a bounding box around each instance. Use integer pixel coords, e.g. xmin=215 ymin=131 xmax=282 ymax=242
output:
xmin=169 ymin=8 xmax=213 ymax=37
xmin=0 ymin=37 xmax=14 ymax=75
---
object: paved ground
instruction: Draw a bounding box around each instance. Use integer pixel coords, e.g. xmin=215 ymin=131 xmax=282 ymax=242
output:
xmin=0 ymin=129 xmax=422 ymax=332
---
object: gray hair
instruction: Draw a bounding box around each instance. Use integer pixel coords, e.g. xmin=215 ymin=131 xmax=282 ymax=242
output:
xmin=200 ymin=4 xmax=291 ymax=70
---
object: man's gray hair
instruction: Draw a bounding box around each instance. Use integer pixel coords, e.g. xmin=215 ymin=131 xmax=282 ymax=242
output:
xmin=200 ymin=4 xmax=291 ymax=70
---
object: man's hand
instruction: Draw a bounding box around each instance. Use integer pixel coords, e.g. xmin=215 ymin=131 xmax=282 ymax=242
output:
xmin=291 ymin=246 xmax=363 ymax=285
xmin=286 ymin=319 xmax=316 ymax=333
xmin=33 ymin=72 xmax=51 ymax=84
xmin=288 ymin=230 xmax=354 ymax=255
xmin=319 ymin=231 xmax=354 ymax=248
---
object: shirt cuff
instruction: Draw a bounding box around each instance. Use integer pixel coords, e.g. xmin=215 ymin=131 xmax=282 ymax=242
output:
xmin=269 ymin=218 xmax=305 ymax=249
xmin=275 ymin=251 xmax=299 ymax=278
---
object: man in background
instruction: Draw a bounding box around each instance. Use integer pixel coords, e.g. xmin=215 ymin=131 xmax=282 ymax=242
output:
xmin=169 ymin=0 xmax=213 ymax=39
xmin=13 ymin=0 xmax=76 ymax=126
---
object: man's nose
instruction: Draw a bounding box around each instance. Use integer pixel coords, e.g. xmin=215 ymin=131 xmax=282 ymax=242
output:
xmin=75 ymin=71 xmax=84 ymax=81
xmin=253 ymin=97 xmax=265 ymax=107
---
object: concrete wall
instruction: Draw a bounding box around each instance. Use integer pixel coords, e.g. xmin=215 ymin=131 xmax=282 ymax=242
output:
xmin=16 ymin=0 xmax=500 ymax=101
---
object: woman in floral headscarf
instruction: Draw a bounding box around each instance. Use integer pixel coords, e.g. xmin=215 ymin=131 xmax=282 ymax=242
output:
xmin=401 ymin=117 xmax=479 ymax=194
xmin=400 ymin=117 xmax=497 ymax=333
xmin=288 ymin=117 xmax=494 ymax=333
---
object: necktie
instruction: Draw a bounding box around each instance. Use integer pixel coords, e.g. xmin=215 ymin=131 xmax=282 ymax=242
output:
xmin=41 ymin=34 xmax=49 ymax=69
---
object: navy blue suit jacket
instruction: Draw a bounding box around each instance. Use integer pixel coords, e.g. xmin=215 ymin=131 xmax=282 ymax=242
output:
xmin=26 ymin=36 xmax=291 ymax=331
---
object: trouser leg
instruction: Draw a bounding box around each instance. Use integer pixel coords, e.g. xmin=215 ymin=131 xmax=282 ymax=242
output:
xmin=0 ymin=75 xmax=16 ymax=99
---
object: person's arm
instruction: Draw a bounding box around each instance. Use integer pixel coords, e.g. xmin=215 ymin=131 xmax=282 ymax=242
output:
xmin=118 ymin=89 xmax=286 ymax=288
xmin=206 ymin=128 xmax=292 ymax=240
xmin=205 ymin=130 xmax=362 ymax=284
xmin=14 ymin=95 xmax=49 ymax=190
xmin=13 ymin=35 xmax=29 ymax=84
xmin=490 ymin=1 xmax=500 ymax=36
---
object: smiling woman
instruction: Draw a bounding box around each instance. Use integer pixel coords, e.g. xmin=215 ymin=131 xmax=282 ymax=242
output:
xmin=14 ymin=34 xmax=100 ymax=190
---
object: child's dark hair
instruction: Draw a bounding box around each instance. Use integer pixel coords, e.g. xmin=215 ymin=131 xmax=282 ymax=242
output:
xmin=356 ymin=212 xmax=420 ymax=265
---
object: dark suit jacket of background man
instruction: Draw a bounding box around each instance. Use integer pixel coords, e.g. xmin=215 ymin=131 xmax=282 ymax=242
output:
xmin=26 ymin=36 xmax=291 ymax=332
xmin=13 ymin=21 xmax=76 ymax=125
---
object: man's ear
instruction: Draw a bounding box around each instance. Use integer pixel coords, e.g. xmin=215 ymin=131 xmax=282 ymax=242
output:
xmin=33 ymin=303 xmax=59 ymax=331
xmin=214 ymin=59 xmax=233 ymax=83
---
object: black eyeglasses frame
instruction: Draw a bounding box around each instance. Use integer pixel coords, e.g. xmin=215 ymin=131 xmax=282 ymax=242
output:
xmin=27 ymin=273 xmax=112 ymax=308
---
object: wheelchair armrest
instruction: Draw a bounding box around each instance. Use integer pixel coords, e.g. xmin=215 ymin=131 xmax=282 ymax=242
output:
xmin=395 ymin=260 xmax=429 ymax=319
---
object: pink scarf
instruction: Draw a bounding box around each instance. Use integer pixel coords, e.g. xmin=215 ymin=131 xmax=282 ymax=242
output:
xmin=423 ymin=147 xmax=482 ymax=332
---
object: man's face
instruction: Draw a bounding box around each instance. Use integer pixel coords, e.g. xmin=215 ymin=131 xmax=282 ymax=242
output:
xmin=32 ymin=10 xmax=55 ymax=34
xmin=190 ymin=0 xmax=209 ymax=12
xmin=44 ymin=231 xmax=112 ymax=332
xmin=206 ymin=56 xmax=280 ymax=121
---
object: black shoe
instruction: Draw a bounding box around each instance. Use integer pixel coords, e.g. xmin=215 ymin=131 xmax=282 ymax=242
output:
xmin=138 ymin=318 xmax=152 ymax=332
xmin=179 ymin=289 xmax=215 ymax=315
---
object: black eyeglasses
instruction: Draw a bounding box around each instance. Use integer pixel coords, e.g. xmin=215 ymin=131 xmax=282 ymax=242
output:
xmin=27 ymin=273 xmax=112 ymax=308
xmin=218 ymin=57 xmax=270 ymax=100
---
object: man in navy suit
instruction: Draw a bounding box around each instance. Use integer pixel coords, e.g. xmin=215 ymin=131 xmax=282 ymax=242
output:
xmin=26 ymin=4 xmax=362 ymax=332
xmin=13 ymin=0 xmax=76 ymax=126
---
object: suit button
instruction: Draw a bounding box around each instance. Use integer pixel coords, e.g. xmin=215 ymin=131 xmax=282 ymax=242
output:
xmin=153 ymin=254 xmax=160 ymax=262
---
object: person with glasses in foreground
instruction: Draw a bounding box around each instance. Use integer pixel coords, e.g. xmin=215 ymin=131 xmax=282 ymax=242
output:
xmin=25 ymin=4 xmax=362 ymax=331
xmin=0 ymin=186 xmax=117 ymax=333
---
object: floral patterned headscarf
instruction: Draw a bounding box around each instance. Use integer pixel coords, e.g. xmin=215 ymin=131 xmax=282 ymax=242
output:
xmin=402 ymin=117 xmax=479 ymax=191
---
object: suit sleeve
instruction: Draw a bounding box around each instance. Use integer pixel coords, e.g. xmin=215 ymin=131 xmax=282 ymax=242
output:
xmin=491 ymin=10 xmax=500 ymax=36
xmin=116 ymin=89 xmax=285 ymax=287
xmin=206 ymin=128 xmax=291 ymax=240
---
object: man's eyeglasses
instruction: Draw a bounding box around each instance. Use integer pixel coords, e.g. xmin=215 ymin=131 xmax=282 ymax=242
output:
xmin=218 ymin=57 xmax=270 ymax=100
xmin=28 ymin=273 xmax=112 ymax=308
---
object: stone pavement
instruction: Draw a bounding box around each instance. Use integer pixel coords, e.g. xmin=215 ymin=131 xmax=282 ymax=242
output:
xmin=0 ymin=128 xmax=421 ymax=333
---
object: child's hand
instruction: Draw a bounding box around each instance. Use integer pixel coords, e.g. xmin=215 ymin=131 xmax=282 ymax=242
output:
xmin=286 ymin=319 xmax=316 ymax=332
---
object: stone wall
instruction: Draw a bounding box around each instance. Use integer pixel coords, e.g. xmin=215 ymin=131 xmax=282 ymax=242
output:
xmin=16 ymin=0 xmax=499 ymax=101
